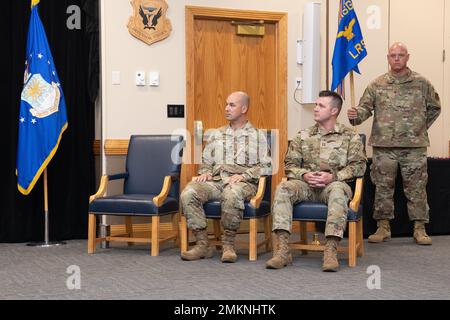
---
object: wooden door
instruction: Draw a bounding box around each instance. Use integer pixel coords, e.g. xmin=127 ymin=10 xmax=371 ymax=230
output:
xmin=185 ymin=6 xmax=288 ymax=189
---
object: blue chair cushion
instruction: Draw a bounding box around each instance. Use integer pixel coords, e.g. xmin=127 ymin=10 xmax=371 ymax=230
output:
xmin=203 ymin=200 xmax=271 ymax=219
xmin=89 ymin=194 xmax=178 ymax=216
xmin=292 ymin=201 xmax=361 ymax=222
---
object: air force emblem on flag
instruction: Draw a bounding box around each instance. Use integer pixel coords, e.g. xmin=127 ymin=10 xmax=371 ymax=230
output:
xmin=21 ymin=74 xmax=61 ymax=119
xmin=337 ymin=18 xmax=356 ymax=41
xmin=17 ymin=1 xmax=68 ymax=195
xmin=331 ymin=0 xmax=367 ymax=92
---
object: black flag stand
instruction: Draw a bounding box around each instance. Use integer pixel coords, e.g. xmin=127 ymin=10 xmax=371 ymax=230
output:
xmin=27 ymin=169 xmax=66 ymax=247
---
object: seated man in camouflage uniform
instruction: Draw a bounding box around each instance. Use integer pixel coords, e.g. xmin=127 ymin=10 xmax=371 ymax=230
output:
xmin=266 ymin=90 xmax=367 ymax=272
xmin=181 ymin=91 xmax=271 ymax=263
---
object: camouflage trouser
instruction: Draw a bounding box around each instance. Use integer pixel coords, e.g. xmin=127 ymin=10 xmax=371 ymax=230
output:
xmin=271 ymin=180 xmax=352 ymax=238
xmin=371 ymin=147 xmax=429 ymax=222
xmin=181 ymin=180 xmax=258 ymax=231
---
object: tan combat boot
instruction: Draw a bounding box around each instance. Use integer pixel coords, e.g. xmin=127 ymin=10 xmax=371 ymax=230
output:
xmin=266 ymin=230 xmax=292 ymax=269
xmin=322 ymin=236 xmax=340 ymax=272
xmin=414 ymin=221 xmax=432 ymax=245
xmin=181 ymin=229 xmax=214 ymax=261
xmin=221 ymin=229 xmax=238 ymax=263
xmin=368 ymin=220 xmax=391 ymax=243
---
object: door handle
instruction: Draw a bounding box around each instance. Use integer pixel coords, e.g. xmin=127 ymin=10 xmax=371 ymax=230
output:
xmin=194 ymin=121 xmax=203 ymax=164
xmin=194 ymin=120 xmax=203 ymax=143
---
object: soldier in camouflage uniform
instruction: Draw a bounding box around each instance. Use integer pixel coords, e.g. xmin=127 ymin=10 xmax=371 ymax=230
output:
xmin=181 ymin=91 xmax=271 ymax=263
xmin=348 ymin=42 xmax=441 ymax=245
xmin=266 ymin=90 xmax=366 ymax=272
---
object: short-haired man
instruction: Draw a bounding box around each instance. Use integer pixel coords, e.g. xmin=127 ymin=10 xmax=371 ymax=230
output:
xmin=266 ymin=90 xmax=367 ymax=272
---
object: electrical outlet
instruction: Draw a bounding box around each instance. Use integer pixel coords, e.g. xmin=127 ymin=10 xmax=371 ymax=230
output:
xmin=167 ymin=104 xmax=185 ymax=118
xmin=295 ymin=77 xmax=302 ymax=89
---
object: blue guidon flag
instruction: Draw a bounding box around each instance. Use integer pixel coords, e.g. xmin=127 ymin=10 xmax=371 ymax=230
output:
xmin=331 ymin=0 xmax=367 ymax=98
xmin=17 ymin=0 xmax=68 ymax=195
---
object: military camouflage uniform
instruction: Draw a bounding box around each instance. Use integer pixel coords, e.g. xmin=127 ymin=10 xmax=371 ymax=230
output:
xmin=181 ymin=122 xmax=271 ymax=231
xmin=353 ymin=68 xmax=441 ymax=222
xmin=272 ymin=123 xmax=367 ymax=238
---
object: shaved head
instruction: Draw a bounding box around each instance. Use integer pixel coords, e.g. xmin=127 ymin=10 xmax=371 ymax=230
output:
xmin=387 ymin=42 xmax=410 ymax=75
xmin=389 ymin=42 xmax=409 ymax=54
xmin=225 ymin=91 xmax=250 ymax=126
xmin=231 ymin=91 xmax=250 ymax=108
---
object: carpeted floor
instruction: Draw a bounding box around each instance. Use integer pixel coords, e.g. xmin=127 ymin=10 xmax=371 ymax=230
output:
xmin=1 ymin=235 xmax=449 ymax=300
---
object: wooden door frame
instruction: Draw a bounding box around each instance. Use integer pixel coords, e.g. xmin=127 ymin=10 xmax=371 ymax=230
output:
xmin=185 ymin=6 xmax=288 ymax=186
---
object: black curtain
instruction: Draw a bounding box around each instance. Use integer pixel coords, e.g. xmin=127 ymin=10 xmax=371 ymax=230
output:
xmin=0 ymin=0 xmax=97 ymax=242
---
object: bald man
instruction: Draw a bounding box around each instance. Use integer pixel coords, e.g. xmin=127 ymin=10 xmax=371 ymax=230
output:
xmin=181 ymin=91 xmax=271 ymax=262
xmin=348 ymin=42 xmax=441 ymax=245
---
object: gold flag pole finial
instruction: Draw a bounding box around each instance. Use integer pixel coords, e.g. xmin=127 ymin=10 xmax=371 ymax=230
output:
xmin=31 ymin=0 xmax=40 ymax=8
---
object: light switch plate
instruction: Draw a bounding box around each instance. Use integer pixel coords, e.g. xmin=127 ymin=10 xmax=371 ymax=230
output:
xmin=112 ymin=71 xmax=121 ymax=85
xmin=148 ymin=71 xmax=159 ymax=86
xmin=135 ymin=71 xmax=146 ymax=86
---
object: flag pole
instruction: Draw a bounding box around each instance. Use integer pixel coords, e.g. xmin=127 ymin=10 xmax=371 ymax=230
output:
xmin=349 ymin=71 xmax=357 ymax=129
xmin=44 ymin=168 xmax=49 ymax=244
xmin=27 ymin=169 xmax=66 ymax=247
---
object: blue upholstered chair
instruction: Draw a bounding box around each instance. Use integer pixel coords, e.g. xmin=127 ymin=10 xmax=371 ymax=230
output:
xmin=288 ymin=134 xmax=366 ymax=267
xmin=180 ymin=131 xmax=273 ymax=261
xmin=88 ymin=135 xmax=183 ymax=256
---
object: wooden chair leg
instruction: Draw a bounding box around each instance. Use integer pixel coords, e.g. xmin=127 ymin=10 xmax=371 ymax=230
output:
xmin=249 ymin=218 xmax=257 ymax=261
xmin=172 ymin=212 xmax=180 ymax=247
xmin=151 ymin=216 xmax=160 ymax=256
xmin=125 ymin=216 xmax=134 ymax=246
xmin=88 ymin=213 xmax=96 ymax=254
xmin=180 ymin=215 xmax=188 ymax=254
xmin=357 ymin=217 xmax=364 ymax=257
xmin=300 ymin=221 xmax=308 ymax=255
xmin=264 ymin=215 xmax=272 ymax=252
xmin=348 ymin=221 xmax=357 ymax=267
xmin=213 ymin=220 xmax=222 ymax=250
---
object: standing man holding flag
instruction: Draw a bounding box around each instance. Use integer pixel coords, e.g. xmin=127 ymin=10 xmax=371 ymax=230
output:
xmin=348 ymin=42 xmax=441 ymax=245
xmin=16 ymin=0 xmax=68 ymax=246
xmin=331 ymin=0 xmax=367 ymax=101
xmin=17 ymin=0 xmax=68 ymax=196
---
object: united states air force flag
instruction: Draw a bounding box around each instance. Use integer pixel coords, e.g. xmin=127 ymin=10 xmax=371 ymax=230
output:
xmin=17 ymin=0 xmax=68 ymax=195
xmin=331 ymin=0 xmax=367 ymax=95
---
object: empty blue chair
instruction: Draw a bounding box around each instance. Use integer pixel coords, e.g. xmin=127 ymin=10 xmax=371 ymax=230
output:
xmin=88 ymin=135 xmax=183 ymax=256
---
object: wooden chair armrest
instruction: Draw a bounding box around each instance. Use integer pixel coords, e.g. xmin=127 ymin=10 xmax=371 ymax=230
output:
xmin=153 ymin=176 xmax=172 ymax=207
xmin=250 ymin=176 xmax=266 ymax=209
xmin=349 ymin=177 xmax=363 ymax=212
xmin=89 ymin=175 xmax=109 ymax=203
